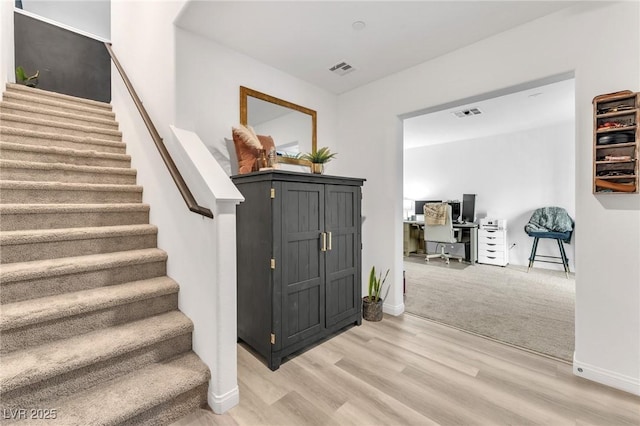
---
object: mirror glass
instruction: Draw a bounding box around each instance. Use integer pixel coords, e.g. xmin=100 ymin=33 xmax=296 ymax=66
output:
xmin=240 ymin=86 xmax=316 ymax=165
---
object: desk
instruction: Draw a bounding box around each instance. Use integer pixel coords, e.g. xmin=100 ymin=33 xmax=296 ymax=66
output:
xmin=453 ymin=222 xmax=478 ymax=265
xmin=403 ymin=220 xmax=478 ymax=265
xmin=403 ymin=221 xmax=423 ymax=256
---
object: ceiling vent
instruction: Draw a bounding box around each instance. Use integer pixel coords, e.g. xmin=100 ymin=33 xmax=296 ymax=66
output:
xmin=452 ymin=107 xmax=482 ymax=118
xmin=329 ymin=61 xmax=356 ymax=76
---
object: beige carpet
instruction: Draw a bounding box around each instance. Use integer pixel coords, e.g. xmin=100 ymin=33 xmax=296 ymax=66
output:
xmin=0 ymin=83 xmax=208 ymax=424
xmin=403 ymin=255 xmax=575 ymax=361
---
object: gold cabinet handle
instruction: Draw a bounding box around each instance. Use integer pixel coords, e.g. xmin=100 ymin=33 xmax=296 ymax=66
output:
xmin=321 ymin=232 xmax=327 ymax=252
xmin=328 ymin=231 xmax=332 ymax=251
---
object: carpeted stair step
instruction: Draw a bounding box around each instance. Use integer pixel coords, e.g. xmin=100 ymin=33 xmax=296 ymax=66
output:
xmin=0 ymin=85 xmax=209 ymax=423
xmin=0 ymin=277 xmax=179 ymax=354
xmin=5 ymin=352 xmax=210 ymax=426
xmin=49 ymin=352 xmax=208 ymax=426
xmin=0 ymin=224 xmax=158 ymax=263
xmin=0 ymin=141 xmax=131 ymax=168
xmin=5 ymin=83 xmax=113 ymax=114
xmin=0 ymin=203 xmax=149 ymax=231
xmin=0 ymin=159 xmax=137 ymax=185
xmin=0 ymin=311 xmax=196 ymax=411
xmin=0 ymin=181 xmax=143 ymax=204
xmin=0 ymin=113 xmax=122 ymax=141
xmin=2 ymin=90 xmax=115 ymax=120
xmin=0 ymin=248 xmax=168 ymax=304
xmin=0 ymin=101 xmax=119 ymax=131
xmin=0 ymin=127 xmax=126 ymax=154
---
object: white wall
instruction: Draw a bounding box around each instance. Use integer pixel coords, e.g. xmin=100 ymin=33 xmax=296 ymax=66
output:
xmin=336 ymin=2 xmax=639 ymax=395
xmin=0 ymin=0 xmax=14 ymax=85
xmin=111 ymin=0 xmax=341 ymax=413
xmin=404 ymin=121 xmax=576 ymax=270
xmin=173 ymin=29 xmax=338 ymax=175
xmin=110 ymin=0 xmax=244 ymax=413
xmin=21 ymin=0 xmax=110 ymax=40
xmin=111 ymin=0 xmax=638 ymax=398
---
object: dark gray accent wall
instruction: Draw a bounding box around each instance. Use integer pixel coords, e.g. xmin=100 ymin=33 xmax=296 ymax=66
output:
xmin=14 ymin=12 xmax=110 ymax=102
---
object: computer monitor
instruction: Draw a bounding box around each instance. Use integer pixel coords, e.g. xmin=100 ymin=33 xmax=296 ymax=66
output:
xmin=461 ymin=194 xmax=476 ymax=223
xmin=415 ymin=200 xmax=441 ymax=215
xmin=448 ymin=201 xmax=461 ymax=222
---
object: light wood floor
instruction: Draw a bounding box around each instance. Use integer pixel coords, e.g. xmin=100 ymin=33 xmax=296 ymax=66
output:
xmin=176 ymin=314 xmax=640 ymax=425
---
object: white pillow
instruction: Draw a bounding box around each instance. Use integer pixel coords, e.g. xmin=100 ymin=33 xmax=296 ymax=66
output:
xmin=205 ymin=137 xmax=236 ymax=176
xmin=225 ymin=138 xmax=239 ymax=175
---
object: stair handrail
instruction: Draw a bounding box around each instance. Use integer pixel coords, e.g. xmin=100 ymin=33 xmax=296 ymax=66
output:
xmin=104 ymin=42 xmax=213 ymax=219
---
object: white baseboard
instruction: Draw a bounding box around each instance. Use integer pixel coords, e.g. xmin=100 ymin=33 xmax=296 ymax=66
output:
xmin=208 ymin=386 xmax=239 ymax=414
xmin=573 ymin=354 xmax=640 ymax=396
xmin=383 ymin=301 xmax=405 ymax=316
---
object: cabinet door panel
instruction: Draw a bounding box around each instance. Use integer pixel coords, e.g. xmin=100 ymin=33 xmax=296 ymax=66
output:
xmin=286 ymin=281 xmax=321 ymax=339
xmin=281 ymin=182 xmax=325 ymax=346
xmin=325 ymin=185 xmax=361 ymax=326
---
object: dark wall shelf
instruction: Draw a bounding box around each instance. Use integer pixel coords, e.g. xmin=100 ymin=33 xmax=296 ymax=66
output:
xmin=593 ymin=92 xmax=639 ymax=194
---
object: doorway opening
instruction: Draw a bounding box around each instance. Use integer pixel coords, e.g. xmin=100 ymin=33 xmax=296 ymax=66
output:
xmin=401 ymin=74 xmax=576 ymax=362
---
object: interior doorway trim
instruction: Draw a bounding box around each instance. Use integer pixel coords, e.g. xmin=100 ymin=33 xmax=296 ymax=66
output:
xmin=399 ymin=71 xmax=575 ymax=121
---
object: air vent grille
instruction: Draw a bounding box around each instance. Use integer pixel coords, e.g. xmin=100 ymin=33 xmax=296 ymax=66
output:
xmin=329 ymin=61 xmax=356 ymax=76
xmin=453 ymin=108 xmax=482 ymax=118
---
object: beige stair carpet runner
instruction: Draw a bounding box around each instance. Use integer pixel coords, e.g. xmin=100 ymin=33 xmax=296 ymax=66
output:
xmin=0 ymin=83 xmax=210 ymax=425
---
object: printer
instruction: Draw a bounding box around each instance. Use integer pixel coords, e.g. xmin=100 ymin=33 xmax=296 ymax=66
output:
xmin=479 ymin=218 xmax=507 ymax=231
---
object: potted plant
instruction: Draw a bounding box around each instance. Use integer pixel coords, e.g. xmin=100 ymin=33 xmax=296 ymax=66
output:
xmin=300 ymin=146 xmax=337 ymax=174
xmin=15 ymin=66 xmax=39 ymax=88
xmin=362 ymin=266 xmax=389 ymax=322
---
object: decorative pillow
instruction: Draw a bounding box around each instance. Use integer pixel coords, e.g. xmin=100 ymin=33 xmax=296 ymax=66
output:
xmin=232 ymin=124 xmax=261 ymax=150
xmin=231 ymin=125 xmax=275 ymax=174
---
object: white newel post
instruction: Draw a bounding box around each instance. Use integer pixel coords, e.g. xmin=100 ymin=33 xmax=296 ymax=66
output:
xmin=209 ymin=201 xmax=241 ymax=413
xmin=167 ymin=126 xmax=244 ymax=413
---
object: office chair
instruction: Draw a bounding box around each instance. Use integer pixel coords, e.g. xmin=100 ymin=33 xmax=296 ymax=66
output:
xmin=525 ymin=207 xmax=574 ymax=278
xmin=423 ymin=203 xmax=462 ymax=264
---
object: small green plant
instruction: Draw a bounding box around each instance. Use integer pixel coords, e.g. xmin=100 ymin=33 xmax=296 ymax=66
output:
xmin=281 ymin=151 xmax=302 ymax=159
xmin=15 ymin=66 xmax=39 ymax=87
xmin=300 ymin=146 xmax=337 ymax=164
xmin=367 ymin=266 xmax=389 ymax=303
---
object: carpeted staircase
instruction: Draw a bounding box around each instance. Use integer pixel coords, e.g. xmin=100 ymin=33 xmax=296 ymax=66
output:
xmin=0 ymin=83 xmax=210 ymax=424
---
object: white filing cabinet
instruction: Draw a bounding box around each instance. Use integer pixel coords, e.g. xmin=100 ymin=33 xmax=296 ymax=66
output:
xmin=478 ymin=219 xmax=508 ymax=266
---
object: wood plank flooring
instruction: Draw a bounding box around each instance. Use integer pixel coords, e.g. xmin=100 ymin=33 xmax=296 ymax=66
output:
xmin=176 ymin=314 xmax=640 ymax=425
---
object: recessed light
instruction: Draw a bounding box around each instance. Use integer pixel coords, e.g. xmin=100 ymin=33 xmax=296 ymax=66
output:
xmin=352 ymin=21 xmax=366 ymax=31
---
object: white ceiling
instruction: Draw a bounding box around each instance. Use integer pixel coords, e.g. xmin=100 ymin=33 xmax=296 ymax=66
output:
xmin=404 ymin=77 xmax=575 ymax=149
xmin=176 ymin=1 xmax=576 ymax=95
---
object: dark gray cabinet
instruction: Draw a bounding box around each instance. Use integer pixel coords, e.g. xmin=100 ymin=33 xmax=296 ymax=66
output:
xmin=232 ymin=170 xmax=364 ymax=370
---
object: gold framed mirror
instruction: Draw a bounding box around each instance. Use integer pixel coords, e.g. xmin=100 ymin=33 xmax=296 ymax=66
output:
xmin=240 ymin=86 xmax=316 ymax=166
